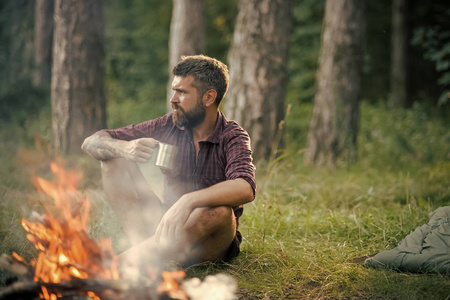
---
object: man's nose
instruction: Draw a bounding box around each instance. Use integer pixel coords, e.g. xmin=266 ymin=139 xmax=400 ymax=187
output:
xmin=170 ymin=92 xmax=178 ymax=103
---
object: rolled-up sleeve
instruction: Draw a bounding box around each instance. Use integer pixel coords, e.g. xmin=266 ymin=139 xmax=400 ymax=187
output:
xmin=224 ymin=129 xmax=257 ymax=198
xmin=103 ymin=114 xmax=173 ymax=141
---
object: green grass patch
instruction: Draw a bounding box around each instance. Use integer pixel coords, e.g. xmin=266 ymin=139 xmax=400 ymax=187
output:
xmin=0 ymin=102 xmax=449 ymax=298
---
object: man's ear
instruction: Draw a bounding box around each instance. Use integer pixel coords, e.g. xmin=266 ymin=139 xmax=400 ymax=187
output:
xmin=203 ymin=89 xmax=217 ymax=107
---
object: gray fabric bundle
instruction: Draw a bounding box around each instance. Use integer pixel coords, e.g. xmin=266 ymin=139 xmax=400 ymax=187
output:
xmin=364 ymin=206 xmax=450 ymax=275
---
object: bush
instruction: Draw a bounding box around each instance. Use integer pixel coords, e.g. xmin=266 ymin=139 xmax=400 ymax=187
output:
xmin=0 ymin=78 xmax=49 ymax=126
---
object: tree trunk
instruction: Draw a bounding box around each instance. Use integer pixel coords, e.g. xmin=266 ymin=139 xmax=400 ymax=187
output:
xmin=389 ymin=0 xmax=409 ymax=108
xmin=304 ymin=0 xmax=365 ymax=167
xmin=226 ymin=0 xmax=293 ymax=161
xmin=33 ymin=0 xmax=54 ymax=88
xmin=52 ymin=0 xmax=106 ymax=155
xmin=167 ymin=0 xmax=206 ymax=112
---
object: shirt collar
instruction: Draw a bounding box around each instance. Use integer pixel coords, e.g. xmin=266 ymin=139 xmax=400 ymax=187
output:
xmin=205 ymin=111 xmax=224 ymax=144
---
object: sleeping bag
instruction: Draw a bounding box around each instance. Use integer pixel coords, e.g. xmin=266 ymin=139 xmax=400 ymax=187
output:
xmin=364 ymin=206 xmax=450 ymax=275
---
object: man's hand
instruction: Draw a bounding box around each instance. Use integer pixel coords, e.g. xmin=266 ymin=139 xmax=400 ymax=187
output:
xmin=155 ymin=195 xmax=194 ymax=245
xmin=153 ymin=178 xmax=254 ymax=246
xmin=81 ymin=130 xmax=159 ymax=162
xmin=122 ymin=138 xmax=159 ymax=163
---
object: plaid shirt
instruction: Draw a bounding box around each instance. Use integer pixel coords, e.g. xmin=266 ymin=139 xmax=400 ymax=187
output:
xmin=105 ymin=111 xmax=256 ymax=229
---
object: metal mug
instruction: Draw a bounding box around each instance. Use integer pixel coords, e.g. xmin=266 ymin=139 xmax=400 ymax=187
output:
xmin=154 ymin=143 xmax=178 ymax=170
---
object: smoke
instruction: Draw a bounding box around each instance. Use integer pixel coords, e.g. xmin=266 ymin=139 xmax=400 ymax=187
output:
xmin=182 ymin=273 xmax=238 ymax=300
xmin=108 ymin=157 xmax=190 ymax=282
xmin=137 ymin=155 xmax=164 ymax=200
xmin=101 ymin=150 xmax=240 ymax=300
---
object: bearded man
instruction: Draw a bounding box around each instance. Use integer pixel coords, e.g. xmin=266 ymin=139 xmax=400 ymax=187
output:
xmin=81 ymin=55 xmax=256 ymax=267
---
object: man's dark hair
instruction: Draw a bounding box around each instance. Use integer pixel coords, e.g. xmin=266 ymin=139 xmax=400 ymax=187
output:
xmin=172 ymin=55 xmax=229 ymax=105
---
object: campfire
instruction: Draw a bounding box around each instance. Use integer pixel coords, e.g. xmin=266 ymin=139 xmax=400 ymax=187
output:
xmin=0 ymin=161 xmax=189 ymax=300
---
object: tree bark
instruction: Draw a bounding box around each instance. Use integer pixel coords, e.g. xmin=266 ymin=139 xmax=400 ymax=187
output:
xmin=167 ymin=0 xmax=206 ymax=112
xmin=52 ymin=0 xmax=106 ymax=155
xmin=304 ymin=0 xmax=365 ymax=167
xmin=389 ymin=0 xmax=409 ymax=108
xmin=33 ymin=0 xmax=54 ymax=88
xmin=226 ymin=0 xmax=293 ymax=161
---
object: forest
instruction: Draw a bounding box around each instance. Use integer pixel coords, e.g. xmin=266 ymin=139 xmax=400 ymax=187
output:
xmin=0 ymin=0 xmax=449 ymax=299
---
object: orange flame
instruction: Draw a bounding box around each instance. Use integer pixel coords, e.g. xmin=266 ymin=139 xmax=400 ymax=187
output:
xmin=21 ymin=162 xmax=119 ymax=299
xmin=12 ymin=251 xmax=24 ymax=262
xmin=157 ymin=270 xmax=188 ymax=300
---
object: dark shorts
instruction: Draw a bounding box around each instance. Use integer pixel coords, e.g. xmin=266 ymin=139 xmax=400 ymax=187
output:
xmin=221 ymin=231 xmax=242 ymax=263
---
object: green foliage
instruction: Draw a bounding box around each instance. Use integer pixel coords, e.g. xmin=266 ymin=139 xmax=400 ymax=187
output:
xmin=0 ymin=0 xmax=34 ymax=88
xmin=0 ymin=78 xmax=49 ymax=126
xmin=284 ymin=102 xmax=312 ymax=155
xmin=412 ymin=25 xmax=450 ymax=106
xmin=205 ymin=0 xmax=238 ymax=63
xmin=0 ymin=0 xmax=42 ymax=127
xmin=363 ymin=0 xmax=392 ymax=102
xmin=107 ymin=95 xmax=166 ymax=129
xmin=359 ymin=102 xmax=450 ymax=168
xmin=104 ymin=0 xmax=172 ymax=115
xmin=287 ymin=0 xmax=325 ymax=104
xmin=283 ymin=101 xmax=450 ymax=169
xmin=2 ymin=0 xmax=448 ymax=132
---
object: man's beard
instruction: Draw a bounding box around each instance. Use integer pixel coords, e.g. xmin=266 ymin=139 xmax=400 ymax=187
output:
xmin=172 ymin=98 xmax=206 ymax=129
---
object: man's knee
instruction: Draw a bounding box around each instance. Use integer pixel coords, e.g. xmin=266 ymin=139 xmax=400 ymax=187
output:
xmin=182 ymin=206 xmax=236 ymax=263
xmin=189 ymin=206 xmax=235 ymax=234
xmin=101 ymin=158 xmax=129 ymax=174
xmin=208 ymin=206 xmax=234 ymax=223
xmin=101 ymin=158 xmax=143 ymax=186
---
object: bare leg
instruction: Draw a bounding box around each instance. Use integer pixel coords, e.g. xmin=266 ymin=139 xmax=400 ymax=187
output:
xmin=119 ymin=205 xmax=237 ymax=267
xmin=101 ymin=158 xmax=163 ymax=246
xmin=181 ymin=206 xmax=236 ymax=263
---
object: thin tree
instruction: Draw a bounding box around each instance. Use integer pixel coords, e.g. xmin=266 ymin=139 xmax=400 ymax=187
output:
xmin=304 ymin=0 xmax=365 ymax=167
xmin=226 ymin=0 xmax=293 ymax=161
xmin=167 ymin=0 xmax=206 ymax=112
xmin=389 ymin=0 xmax=409 ymax=108
xmin=33 ymin=0 xmax=54 ymax=88
xmin=52 ymin=0 xmax=106 ymax=155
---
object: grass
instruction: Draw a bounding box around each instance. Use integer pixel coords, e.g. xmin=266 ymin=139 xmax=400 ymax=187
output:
xmin=224 ymin=160 xmax=450 ymax=299
xmin=0 ymin=102 xmax=449 ymax=299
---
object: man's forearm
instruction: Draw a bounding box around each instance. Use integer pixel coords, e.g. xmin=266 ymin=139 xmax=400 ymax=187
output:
xmin=81 ymin=131 xmax=125 ymax=161
xmin=183 ymin=178 xmax=254 ymax=210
